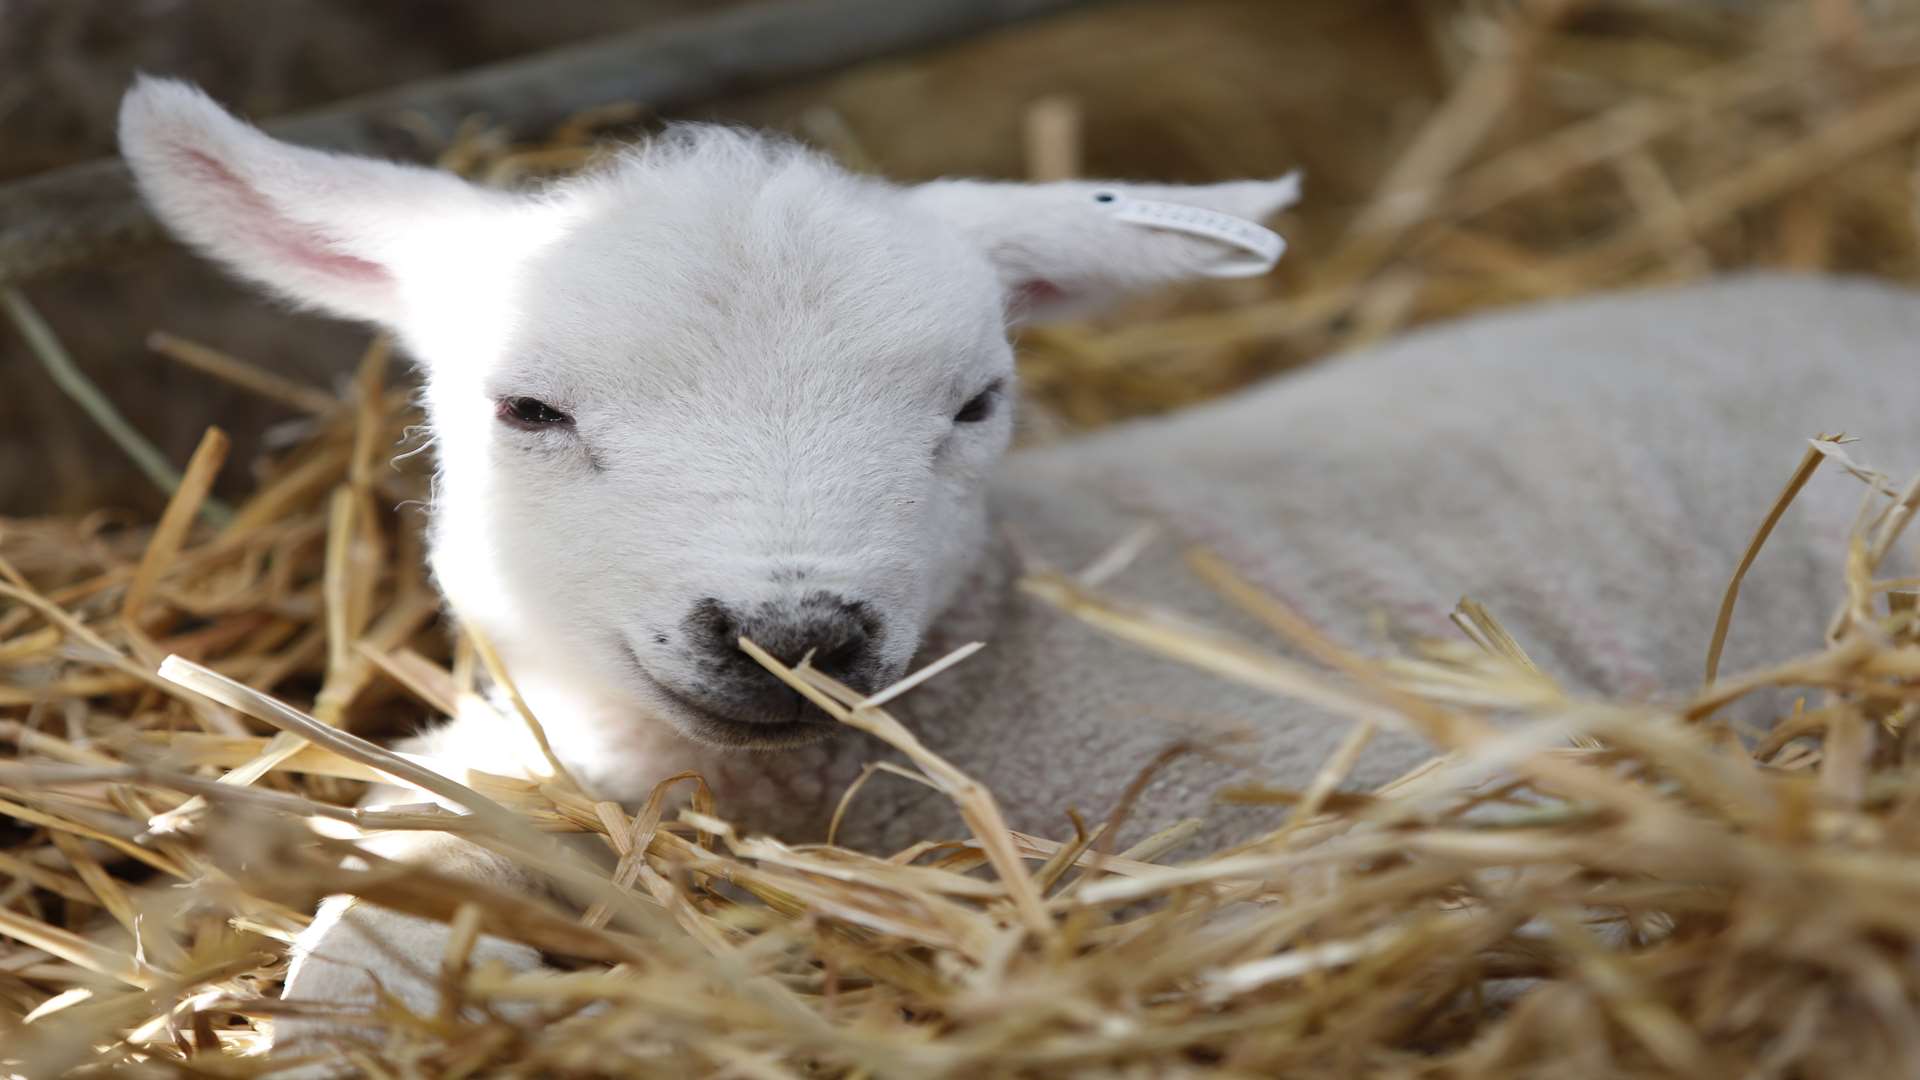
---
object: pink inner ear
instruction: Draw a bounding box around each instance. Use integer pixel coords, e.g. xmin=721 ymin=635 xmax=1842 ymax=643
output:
xmin=1009 ymin=279 xmax=1068 ymax=316
xmin=176 ymin=146 xmax=390 ymax=283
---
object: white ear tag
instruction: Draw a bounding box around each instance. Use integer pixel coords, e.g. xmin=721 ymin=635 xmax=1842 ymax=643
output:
xmin=1093 ymin=190 xmax=1288 ymax=278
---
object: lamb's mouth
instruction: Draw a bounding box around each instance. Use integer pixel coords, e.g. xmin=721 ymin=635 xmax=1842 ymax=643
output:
xmin=653 ymin=681 xmax=841 ymax=749
xmin=619 ymin=642 xmax=842 ymax=750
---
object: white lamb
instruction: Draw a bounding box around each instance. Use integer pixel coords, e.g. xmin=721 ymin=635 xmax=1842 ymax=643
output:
xmin=118 ymin=77 xmax=1917 ymax=1056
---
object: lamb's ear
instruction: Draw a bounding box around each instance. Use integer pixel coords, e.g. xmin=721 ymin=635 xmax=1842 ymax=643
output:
xmin=119 ymin=77 xmax=504 ymax=326
xmin=909 ymin=174 xmax=1300 ymax=324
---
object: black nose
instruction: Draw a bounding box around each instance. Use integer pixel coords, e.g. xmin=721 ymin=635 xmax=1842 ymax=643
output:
xmin=678 ymin=593 xmax=885 ymax=725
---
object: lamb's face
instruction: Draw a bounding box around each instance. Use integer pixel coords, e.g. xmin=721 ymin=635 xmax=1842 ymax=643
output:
xmin=118 ymin=77 xmax=1298 ymax=748
xmin=418 ymin=156 xmax=1015 ymax=745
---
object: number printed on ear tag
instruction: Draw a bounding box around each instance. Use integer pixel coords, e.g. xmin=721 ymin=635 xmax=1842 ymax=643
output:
xmin=1092 ymin=190 xmax=1289 ymax=278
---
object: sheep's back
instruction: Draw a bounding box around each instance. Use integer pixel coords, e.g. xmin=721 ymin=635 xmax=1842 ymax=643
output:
xmin=922 ymin=273 xmax=1920 ymax=854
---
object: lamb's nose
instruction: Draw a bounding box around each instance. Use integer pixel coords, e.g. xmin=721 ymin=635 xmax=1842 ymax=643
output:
xmin=681 ymin=594 xmax=884 ymax=724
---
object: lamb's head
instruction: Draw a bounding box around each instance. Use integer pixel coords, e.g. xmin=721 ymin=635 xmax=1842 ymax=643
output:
xmin=120 ymin=77 xmax=1298 ymax=748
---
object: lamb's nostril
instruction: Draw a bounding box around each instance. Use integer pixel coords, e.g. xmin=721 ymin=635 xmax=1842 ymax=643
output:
xmin=810 ymin=630 xmax=870 ymax=681
xmin=690 ymin=597 xmax=741 ymax=647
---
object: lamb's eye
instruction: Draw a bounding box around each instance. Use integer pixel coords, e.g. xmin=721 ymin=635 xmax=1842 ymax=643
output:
xmin=497 ymin=396 xmax=572 ymax=430
xmin=954 ymin=381 xmax=1002 ymax=424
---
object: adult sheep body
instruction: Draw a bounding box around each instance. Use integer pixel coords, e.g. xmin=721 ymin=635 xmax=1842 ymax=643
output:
xmin=116 ymin=77 xmax=1918 ymax=1056
xmin=953 ymin=271 xmax=1918 ymax=847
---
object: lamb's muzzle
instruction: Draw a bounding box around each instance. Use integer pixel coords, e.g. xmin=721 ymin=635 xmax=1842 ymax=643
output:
xmin=656 ymin=592 xmax=887 ymax=745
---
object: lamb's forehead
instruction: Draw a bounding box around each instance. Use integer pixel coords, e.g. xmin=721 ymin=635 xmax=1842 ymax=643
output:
xmin=510 ymin=130 xmax=1006 ymax=382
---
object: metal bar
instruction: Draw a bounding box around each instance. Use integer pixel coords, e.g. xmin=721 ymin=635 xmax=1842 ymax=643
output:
xmin=0 ymin=0 xmax=1104 ymax=285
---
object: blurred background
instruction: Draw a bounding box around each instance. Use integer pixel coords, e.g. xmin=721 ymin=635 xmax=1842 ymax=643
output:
xmin=3 ymin=0 xmax=1917 ymax=518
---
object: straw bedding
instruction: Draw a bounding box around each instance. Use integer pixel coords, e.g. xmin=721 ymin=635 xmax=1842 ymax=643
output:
xmin=6 ymin=1 xmax=1920 ymax=1075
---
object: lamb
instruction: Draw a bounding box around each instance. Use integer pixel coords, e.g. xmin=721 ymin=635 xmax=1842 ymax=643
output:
xmin=117 ymin=76 xmax=1919 ymax=1059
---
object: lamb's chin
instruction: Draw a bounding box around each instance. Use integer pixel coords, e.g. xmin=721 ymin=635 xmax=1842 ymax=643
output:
xmin=652 ymin=688 xmax=844 ymax=751
xmin=613 ymin=647 xmax=842 ymax=751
